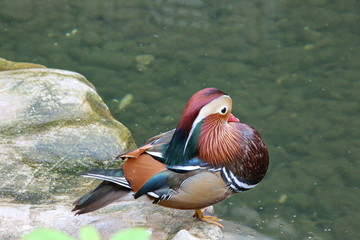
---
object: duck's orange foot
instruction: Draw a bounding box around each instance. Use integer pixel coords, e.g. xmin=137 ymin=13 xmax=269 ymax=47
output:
xmin=193 ymin=209 xmax=224 ymax=228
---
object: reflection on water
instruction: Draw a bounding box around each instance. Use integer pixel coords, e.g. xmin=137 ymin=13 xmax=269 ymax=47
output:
xmin=1 ymin=0 xmax=359 ymax=239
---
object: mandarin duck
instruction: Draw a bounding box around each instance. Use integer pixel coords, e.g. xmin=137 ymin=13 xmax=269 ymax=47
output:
xmin=72 ymin=88 xmax=269 ymax=227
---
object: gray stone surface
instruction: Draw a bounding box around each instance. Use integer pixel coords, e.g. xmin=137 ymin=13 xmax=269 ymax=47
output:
xmin=0 ymin=200 xmax=224 ymax=240
xmin=0 ymin=67 xmax=135 ymax=201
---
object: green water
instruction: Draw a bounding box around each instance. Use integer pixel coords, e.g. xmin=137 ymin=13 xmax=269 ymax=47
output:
xmin=1 ymin=0 xmax=359 ymax=239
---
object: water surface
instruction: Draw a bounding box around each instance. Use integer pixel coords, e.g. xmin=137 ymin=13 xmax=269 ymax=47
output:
xmin=0 ymin=0 xmax=359 ymax=239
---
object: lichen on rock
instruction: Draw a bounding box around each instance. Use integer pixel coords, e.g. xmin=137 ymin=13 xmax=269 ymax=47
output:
xmin=0 ymin=57 xmax=46 ymax=71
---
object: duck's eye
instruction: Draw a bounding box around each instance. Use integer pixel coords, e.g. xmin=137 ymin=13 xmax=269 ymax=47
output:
xmin=220 ymin=107 xmax=227 ymax=114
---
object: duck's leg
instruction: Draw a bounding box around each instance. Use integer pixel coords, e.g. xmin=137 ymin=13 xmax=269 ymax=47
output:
xmin=193 ymin=208 xmax=224 ymax=228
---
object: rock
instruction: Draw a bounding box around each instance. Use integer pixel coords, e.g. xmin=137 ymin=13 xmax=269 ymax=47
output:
xmin=0 ymin=66 xmax=135 ymax=201
xmin=0 ymin=57 xmax=46 ymax=71
xmin=135 ymin=54 xmax=155 ymax=66
xmin=172 ymin=230 xmax=201 ymax=240
xmin=0 ymin=200 xmax=223 ymax=240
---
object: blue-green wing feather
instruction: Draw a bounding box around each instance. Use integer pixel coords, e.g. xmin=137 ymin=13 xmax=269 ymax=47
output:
xmin=134 ymin=171 xmax=171 ymax=199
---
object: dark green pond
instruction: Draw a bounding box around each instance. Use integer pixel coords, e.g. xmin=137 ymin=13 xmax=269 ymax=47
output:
xmin=1 ymin=0 xmax=359 ymax=239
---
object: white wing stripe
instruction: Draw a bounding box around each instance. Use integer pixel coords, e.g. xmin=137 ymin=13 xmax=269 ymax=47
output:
xmin=221 ymin=168 xmax=258 ymax=192
xmin=228 ymin=170 xmax=258 ymax=189
xmin=146 ymin=151 xmax=163 ymax=158
xmin=83 ymin=173 xmax=131 ymax=188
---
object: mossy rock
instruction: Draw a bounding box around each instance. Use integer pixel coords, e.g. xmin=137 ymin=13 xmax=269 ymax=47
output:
xmin=0 ymin=60 xmax=136 ymax=202
xmin=0 ymin=57 xmax=46 ymax=71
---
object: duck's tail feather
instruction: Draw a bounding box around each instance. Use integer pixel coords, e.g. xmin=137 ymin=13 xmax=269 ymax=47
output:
xmin=72 ymin=169 xmax=132 ymax=215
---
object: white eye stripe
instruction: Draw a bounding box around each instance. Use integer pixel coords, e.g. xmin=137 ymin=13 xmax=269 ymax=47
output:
xmin=183 ymin=95 xmax=231 ymax=155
